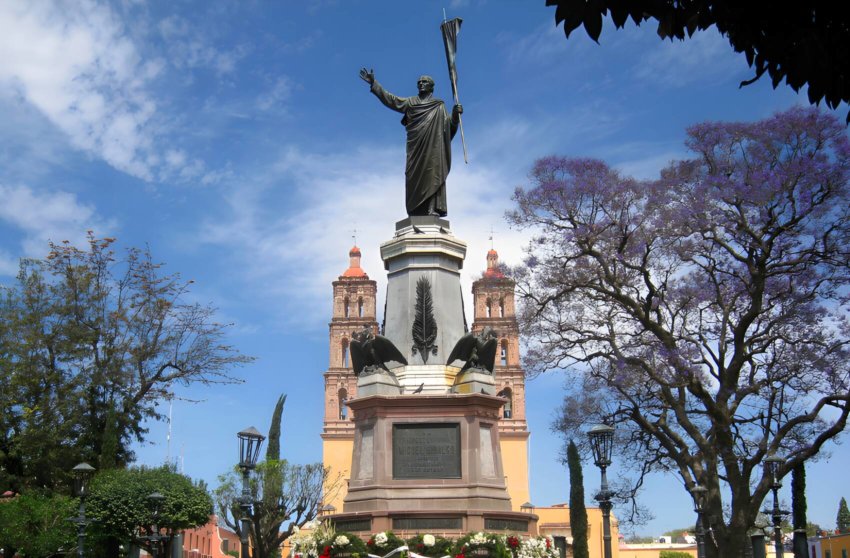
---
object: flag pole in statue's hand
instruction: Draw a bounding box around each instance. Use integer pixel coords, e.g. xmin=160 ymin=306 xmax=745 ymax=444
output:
xmin=441 ymin=16 xmax=467 ymax=164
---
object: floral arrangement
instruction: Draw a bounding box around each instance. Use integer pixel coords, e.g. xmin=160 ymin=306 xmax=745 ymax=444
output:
xmin=291 ymin=520 xmax=324 ymax=558
xmin=294 ymin=525 xmax=556 ymax=558
xmin=406 ymin=533 xmax=454 ymax=558
xmin=514 ymin=536 xmax=558 ymax=558
xmin=314 ymin=526 xmax=368 ymax=558
xmin=453 ymin=532 xmax=511 ymax=558
xmin=366 ymin=531 xmax=407 ymax=556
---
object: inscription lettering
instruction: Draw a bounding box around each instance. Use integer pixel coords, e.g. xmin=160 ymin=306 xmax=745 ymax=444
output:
xmin=392 ymin=423 xmax=461 ymax=479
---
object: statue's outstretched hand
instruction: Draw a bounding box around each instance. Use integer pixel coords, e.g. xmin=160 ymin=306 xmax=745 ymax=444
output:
xmin=359 ymin=67 xmax=375 ymax=85
xmin=453 ymin=104 xmax=463 ymax=115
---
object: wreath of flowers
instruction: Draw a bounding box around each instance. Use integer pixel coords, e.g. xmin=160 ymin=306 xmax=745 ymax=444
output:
xmin=514 ymin=536 xmax=558 ymax=558
xmin=316 ymin=531 xmax=369 ymax=558
xmin=405 ymin=533 xmax=454 ymax=558
xmin=452 ymin=532 xmax=511 ymax=558
xmin=366 ymin=531 xmax=407 ymax=556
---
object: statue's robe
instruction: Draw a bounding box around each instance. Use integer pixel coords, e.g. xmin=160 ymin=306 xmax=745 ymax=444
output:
xmin=370 ymin=81 xmax=458 ymax=216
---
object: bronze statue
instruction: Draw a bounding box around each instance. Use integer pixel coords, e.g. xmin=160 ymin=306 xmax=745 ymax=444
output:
xmin=446 ymin=327 xmax=499 ymax=374
xmin=359 ymin=69 xmax=463 ymax=217
xmin=350 ymin=326 xmax=408 ymax=376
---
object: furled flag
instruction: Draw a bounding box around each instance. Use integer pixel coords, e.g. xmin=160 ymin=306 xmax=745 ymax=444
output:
xmin=440 ymin=17 xmax=463 ymax=102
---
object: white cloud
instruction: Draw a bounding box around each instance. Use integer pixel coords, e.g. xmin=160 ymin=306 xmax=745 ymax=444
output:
xmin=497 ymin=21 xmax=575 ymax=66
xmin=256 ymin=77 xmax=292 ymax=111
xmin=0 ymin=1 xmax=219 ymax=184
xmin=0 ymin=183 xmax=116 ymax=265
xmin=0 ymin=1 xmax=161 ymax=180
xmin=157 ymin=14 xmax=248 ymax=75
xmin=632 ymin=28 xmax=744 ymax=88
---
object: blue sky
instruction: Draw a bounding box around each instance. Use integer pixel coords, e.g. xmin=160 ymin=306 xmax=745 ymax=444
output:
xmin=1 ymin=0 xmax=847 ymax=536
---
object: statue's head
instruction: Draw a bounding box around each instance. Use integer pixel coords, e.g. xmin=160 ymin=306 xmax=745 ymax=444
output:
xmin=417 ymin=75 xmax=435 ymax=95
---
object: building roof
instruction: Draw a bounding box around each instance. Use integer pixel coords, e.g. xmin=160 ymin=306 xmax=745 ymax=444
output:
xmin=483 ymin=248 xmax=506 ymax=279
xmin=341 ymin=245 xmax=368 ymax=278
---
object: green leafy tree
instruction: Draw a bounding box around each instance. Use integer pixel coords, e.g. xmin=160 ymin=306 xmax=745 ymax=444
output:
xmin=837 ymin=497 xmax=850 ymax=534
xmin=0 ymin=492 xmax=77 ymax=558
xmin=0 ymin=235 xmax=251 ymax=493
xmin=86 ymin=464 xmax=212 ymax=557
xmin=567 ymin=441 xmax=589 ymax=558
xmin=792 ymin=464 xmax=809 ymax=558
xmin=214 ymin=394 xmax=336 ymax=558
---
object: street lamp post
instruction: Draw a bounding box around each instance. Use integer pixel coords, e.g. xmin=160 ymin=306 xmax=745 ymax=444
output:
xmin=689 ymin=484 xmax=708 ymax=558
xmin=139 ymin=492 xmax=171 ymax=558
xmin=71 ymin=463 xmax=96 ymax=558
xmin=238 ymin=427 xmax=266 ymax=558
xmin=764 ymin=455 xmax=788 ymax=558
xmin=588 ymin=424 xmax=615 ymax=558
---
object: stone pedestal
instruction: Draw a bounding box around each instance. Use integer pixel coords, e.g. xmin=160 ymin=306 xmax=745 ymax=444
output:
xmin=452 ymin=369 xmax=496 ymax=395
xmin=356 ymin=370 xmax=402 ymax=397
xmin=331 ymin=393 xmax=537 ymax=536
xmin=380 ymin=217 xmax=468 ymax=366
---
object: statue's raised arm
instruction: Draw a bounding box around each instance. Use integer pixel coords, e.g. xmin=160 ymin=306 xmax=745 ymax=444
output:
xmin=359 ymin=69 xmax=459 ymax=217
xmin=359 ymin=67 xmax=374 ymax=85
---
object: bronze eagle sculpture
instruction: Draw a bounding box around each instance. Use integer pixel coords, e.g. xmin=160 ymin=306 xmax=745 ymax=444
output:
xmin=350 ymin=327 xmax=408 ymax=376
xmin=445 ymin=327 xmax=499 ymax=374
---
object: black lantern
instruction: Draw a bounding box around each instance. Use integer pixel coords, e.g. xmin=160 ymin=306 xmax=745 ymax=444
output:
xmin=764 ymin=455 xmax=784 ymax=489
xmin=72 ymin=462 xmax=96 ymax=498
xmin=690 ymin=485 xmax=707 ymax=513
xmin=588 ymin=424 xmax=615 ymax=558
xmin=238 ymin=426 xmax=266 ymax=470
xmin=763 ymin=455 xmax=787 ymax=558
xmin=71 ymin=463 xmax=96 ymax=558
xmin=520 ymin=501 xmax=535 ymax=514
xmin=139 ymin=492 xmax=170 ymax=558
xmin=588 ymin=424 xmax=615 ymax=468
xmin=148 ymin=492 xmax=165 ymax=516
xmin=689 ymin=484 xmax=708 ymax=558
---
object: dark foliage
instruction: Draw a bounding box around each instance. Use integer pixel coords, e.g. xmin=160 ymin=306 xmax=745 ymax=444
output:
xmin=567 ymin=441 xmax=589 ymax=558
xmin=545 ymin=0 xmax=850 ymax=121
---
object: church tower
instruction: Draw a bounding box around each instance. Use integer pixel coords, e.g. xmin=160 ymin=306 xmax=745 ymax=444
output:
xmin=322 ymin=246 xmax=377 ymax=510
xmin=471 ymin=248 xmax=531 ymax=510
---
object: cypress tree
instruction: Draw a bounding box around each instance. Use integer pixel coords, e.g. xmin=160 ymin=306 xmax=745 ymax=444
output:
xmin=791 ymin=463 xmax=809 ymax=558
xmin=838 ymin=497 xmax=850 ymax=534
xmin=266 ymin=394 xmax=287 ymax=461
xmin=568 ymin=440 xmax=590 ymax=558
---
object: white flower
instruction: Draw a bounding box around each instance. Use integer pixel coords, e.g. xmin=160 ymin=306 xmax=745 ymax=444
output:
xmin=375 ymin=532 xmax=388 ymax=545
xmin=292 ymin=526 xmax=301 ymax=534
xmin=335 ymin=535 xmax=350 ymax=547
xmin=471 ymin=532 xmax=488 ymax=545
xmin=423 ymin=534 xmax=435 ymax=547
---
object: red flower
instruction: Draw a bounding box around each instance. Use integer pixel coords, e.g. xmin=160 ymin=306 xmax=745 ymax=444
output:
xmin=545 ymin=539 xmax=551 ymax=549
xmin=507 ymin=536 xmax=519 ymax=549
xmin=368 ymin=539 xmax=375 ymax=546
xmin=455 ymin=554 xmax=465 ymax=558
xmin=321 ymin=546 xmax=332 ymax=558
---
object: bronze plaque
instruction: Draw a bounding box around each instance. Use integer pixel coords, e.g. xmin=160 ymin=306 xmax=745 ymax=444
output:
xmin=392 ymin=423 xmax=461 ymax=479
xmin=484 ymin=518 xmax=529 ymax=532
xmin=332 ymin=519 xmax=372 ymax=532
xmin=392 ymin=517 xmax=463 ymax=530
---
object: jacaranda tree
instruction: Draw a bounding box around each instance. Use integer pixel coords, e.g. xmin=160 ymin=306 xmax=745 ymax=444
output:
xmin=509 ymin=107 xmax=850 ymax=557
